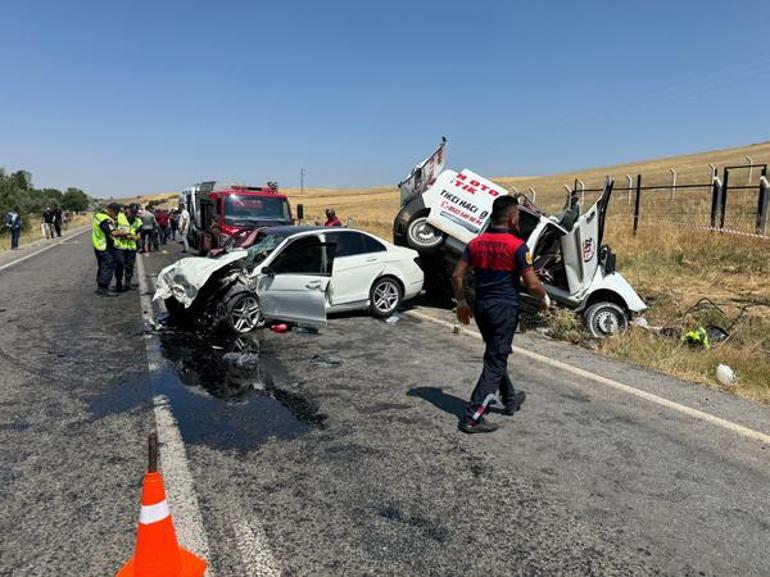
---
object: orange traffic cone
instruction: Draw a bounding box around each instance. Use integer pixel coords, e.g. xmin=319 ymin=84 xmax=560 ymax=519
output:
xmin=116 ymin=434 xmax=207 ymax=577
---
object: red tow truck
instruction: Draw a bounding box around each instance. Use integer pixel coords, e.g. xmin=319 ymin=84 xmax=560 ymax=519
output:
xmin=183 ymin=181 xmax=303 ymax=254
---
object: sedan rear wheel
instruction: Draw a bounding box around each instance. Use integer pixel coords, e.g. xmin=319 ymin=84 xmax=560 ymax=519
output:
xmin=369 ymin=277 xmax=403 ymax=318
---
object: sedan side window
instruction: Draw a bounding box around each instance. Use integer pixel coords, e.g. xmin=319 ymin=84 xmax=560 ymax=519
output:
xmin=361 ymin=234 xmax=386 ymax=254
xmin=271 ymin=236 xmax=326 ymax=275
xmin=330 ymin=231 xmax=365 ymax=257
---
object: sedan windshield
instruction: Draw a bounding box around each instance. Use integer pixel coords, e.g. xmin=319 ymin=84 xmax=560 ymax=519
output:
xmin=224 ymin=195 xmax=290 ymax=223
xmin=245 ymin=231 xmax=292 ymax=262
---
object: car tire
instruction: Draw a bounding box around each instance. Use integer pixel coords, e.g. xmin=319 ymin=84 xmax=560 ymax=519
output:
xmin=222 ymin=285 xmax=265 ymax=334
xmin=406 ymin=214 xmax=445 ymax=253
xmin=369 ymin=276 xmax=403 ymax=318
xmin=583 ymin=302 xmax=629 ymax=338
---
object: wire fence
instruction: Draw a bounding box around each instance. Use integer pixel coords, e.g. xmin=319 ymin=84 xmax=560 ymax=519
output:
xmin=562 ymin=164 xmax=770 ymax=240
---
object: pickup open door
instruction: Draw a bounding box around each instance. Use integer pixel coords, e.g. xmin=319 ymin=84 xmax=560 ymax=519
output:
xmin=257 ymin=236 xmax=336 ymax=328
xmin=561 ymin=179 xmax=613 ymax=295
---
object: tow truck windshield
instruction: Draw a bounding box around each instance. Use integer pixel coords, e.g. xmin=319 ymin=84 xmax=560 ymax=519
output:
xmin=224 ymin=195 xmax=290 ymax=224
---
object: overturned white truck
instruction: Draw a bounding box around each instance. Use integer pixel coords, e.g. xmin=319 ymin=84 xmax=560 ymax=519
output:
xmin=393 ymin=140 xmax=646 ymax=337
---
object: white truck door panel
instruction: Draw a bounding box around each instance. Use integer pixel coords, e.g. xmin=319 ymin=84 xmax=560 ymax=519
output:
xmin=561 ymin=182 xmax=612 ymax=295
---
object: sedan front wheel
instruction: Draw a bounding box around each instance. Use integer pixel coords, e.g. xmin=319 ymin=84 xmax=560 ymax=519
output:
xmin=223 ymin=286 xmax=264 ymax=334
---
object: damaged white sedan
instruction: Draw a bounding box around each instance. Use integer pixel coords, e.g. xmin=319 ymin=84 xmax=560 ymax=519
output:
xmin=154 ymin=226 xmax=424 ymax=334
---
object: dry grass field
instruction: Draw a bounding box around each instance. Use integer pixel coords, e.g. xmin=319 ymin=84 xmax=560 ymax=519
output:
xmin=132 ymin=141 xmax=769 ymax=401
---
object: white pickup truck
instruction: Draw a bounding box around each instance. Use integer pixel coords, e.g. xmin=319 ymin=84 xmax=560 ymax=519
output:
xmin=393 ymin=140 xmax=646 ymax=337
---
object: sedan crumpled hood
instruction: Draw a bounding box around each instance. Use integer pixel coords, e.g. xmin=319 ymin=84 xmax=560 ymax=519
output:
xmin=153 ymin=250 xmax=250 ymax=308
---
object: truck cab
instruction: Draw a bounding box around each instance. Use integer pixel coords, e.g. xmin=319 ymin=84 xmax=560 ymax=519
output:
xmin=186 ymin=181 xmax=295 ymax=255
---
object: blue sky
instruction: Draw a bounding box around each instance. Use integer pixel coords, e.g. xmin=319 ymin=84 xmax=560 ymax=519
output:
xmin=1 ymin=0 xmax=768 ymax=197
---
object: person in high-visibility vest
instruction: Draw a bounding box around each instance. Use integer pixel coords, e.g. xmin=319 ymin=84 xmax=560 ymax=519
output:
xmin=92 ymin=202 xmax=125 ymax=297
xmin=113 ymin=204 xmax=142 ymax=292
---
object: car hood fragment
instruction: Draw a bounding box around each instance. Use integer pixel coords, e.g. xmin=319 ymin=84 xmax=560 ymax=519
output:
xmin=154 ymin=250 xmax=250 ymax=308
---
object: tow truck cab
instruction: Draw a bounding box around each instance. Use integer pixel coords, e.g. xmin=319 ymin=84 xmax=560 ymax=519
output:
xmin=185 ymin=181 xmax=297 ymax=255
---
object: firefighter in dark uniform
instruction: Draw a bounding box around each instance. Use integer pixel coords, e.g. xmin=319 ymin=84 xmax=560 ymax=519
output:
xmin=452 ymin=195 xmax=547 ymax=434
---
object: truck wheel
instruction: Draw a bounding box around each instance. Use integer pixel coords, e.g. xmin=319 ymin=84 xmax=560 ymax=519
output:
xmin=583 ymin=302 xmax=628 ymax=338
xmin=369 ymin=276 xmax=403 ymax=318
xmin=222 ymin=286 xmax=264 ymax=334
xmin=406 ymin=214 xmax=445 ymax=253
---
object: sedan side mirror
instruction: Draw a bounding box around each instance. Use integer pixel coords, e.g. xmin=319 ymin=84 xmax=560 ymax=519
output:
xmin=262 ymin=266 xmax=275 ymax=277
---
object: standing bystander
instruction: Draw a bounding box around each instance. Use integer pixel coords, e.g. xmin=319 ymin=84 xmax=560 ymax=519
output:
xmin=5 ymin=207 xmax=23 ymax=250
xmin=177 ymin=202 xmax=190 ymax=253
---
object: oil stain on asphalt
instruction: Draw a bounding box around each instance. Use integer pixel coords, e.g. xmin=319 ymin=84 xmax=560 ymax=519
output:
xmin=90 ymin=327 xmax=325 ymax=452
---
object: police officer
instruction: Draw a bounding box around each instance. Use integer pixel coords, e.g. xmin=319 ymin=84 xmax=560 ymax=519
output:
xmin=113 ymin=204 xmax=142 ymax=292
xmin=92 ymin=202 xmax=125 ymax=297
xmin=452 ymin=195 xmax=547 ymax=434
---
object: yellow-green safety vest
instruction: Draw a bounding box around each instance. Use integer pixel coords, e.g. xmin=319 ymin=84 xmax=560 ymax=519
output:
xmin=92 ymin=212 xmax=114 ymax=252
xmin=114 ymin=212 xmax=142 ymax=250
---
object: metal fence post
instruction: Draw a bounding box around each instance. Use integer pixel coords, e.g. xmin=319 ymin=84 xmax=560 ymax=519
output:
xmin=720 ymin=168 xmax=730 ymax=229
xmin=758 ymin=174 xmax=769 ymax=236
xmin=528 ymin=187 xmax=537 ymax=204
xmin=626 ymin=174 xmax=633 ymax=205
xmin=670 ymin=168 xmax=677 ymax=200
xmin=633 ymin=174 xmax=642 ymax=237
xmin=710 ymin=176 xmax=722 ymax=229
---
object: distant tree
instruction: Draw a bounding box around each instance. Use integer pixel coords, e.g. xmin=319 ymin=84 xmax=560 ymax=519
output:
xmin=61 ymin=187 xmax=89 ymax=212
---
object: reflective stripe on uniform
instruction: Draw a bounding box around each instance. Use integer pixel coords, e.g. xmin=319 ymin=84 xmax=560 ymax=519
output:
xmin=139 ymin=499 xmax=170 ymax=525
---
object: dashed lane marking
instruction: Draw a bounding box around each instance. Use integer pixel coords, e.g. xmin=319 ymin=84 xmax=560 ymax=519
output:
xmin=406 ymin=309 xmax=770 ymax=446
xmin=0 ymin=227 xmax=89 ymax=272
xmin=136 ymin=255 xmax=214 ymax=574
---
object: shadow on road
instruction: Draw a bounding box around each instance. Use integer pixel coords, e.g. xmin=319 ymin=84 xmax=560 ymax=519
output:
xmin=407 ymin=386 xmax=466 ymax=418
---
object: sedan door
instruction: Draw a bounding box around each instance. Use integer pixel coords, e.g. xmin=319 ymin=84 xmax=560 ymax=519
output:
xmin=257 ymin=235 xmax=336 ymax=328
xmin=325 ymin=231 xmax=387 ymax=306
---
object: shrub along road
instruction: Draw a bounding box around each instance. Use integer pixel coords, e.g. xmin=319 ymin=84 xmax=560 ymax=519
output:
xmin=0 ymin=235 xmax=768 ymax=576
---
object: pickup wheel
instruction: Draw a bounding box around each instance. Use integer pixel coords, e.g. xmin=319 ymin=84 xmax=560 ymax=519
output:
xmin=222 ymin=285 xmax=265 ymax=334
xmin=406 ymin=214 xmax=445 ymax=253
xmin=369 ymin=276 xmax=403 ymax=318
xmin=583 ymin=302 xmax=628 ymax=338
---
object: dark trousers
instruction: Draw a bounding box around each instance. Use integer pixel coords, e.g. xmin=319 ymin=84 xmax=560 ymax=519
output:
xmin=54 ymin=221 xmax=62 ymax=237
xmin=159 ymin=225 xmax=169 ymax=244
xmin=114 ymin=249 xmax=136 ymax=288
xmin=10 ymin=228 xmax=21 ymax=249
xmin=170 ymin=225 xmax=177 ymax=240
xmin=464 ymin=300 xmax=519 ymax=423
xmin=95 ymin=248 xmax=115 ymax=289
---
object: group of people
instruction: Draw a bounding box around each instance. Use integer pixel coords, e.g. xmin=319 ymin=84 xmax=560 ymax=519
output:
xmin=42 ymin=206 xmax=69 ymax=239
xmin=91 ymin=201 xmax=190 ymax=296
xmin=137 ymin=206 xmax=185 ymax=253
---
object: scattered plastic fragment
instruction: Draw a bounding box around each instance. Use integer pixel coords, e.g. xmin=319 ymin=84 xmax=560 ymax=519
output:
xmin=311 ymin=353 xmax=343 ymax=368
xmin=716 ymin=364 xmax=735 ymax=386
xmin=384 ymin=315 xmax=400 ymax=324
xmin=294 ymin=326 xmax=319 ymax=335
xmin=271 ymin=323 xmax=290 ymax=333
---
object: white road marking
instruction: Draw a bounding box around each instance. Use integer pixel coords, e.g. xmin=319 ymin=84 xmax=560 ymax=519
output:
xmin=0 ymin=228 xmax=89 ymax=272
xmin=232 ymin=517 xmax=282 ymax=577
xmin=136 ymin=256 xmax=214 ymax=574
xmin=406 ymin=309 xmax=770 ymax=445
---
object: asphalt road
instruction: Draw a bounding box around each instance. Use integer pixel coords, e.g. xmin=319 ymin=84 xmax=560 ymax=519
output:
xmin=0 ymin=233 xmax=768 ymax=576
